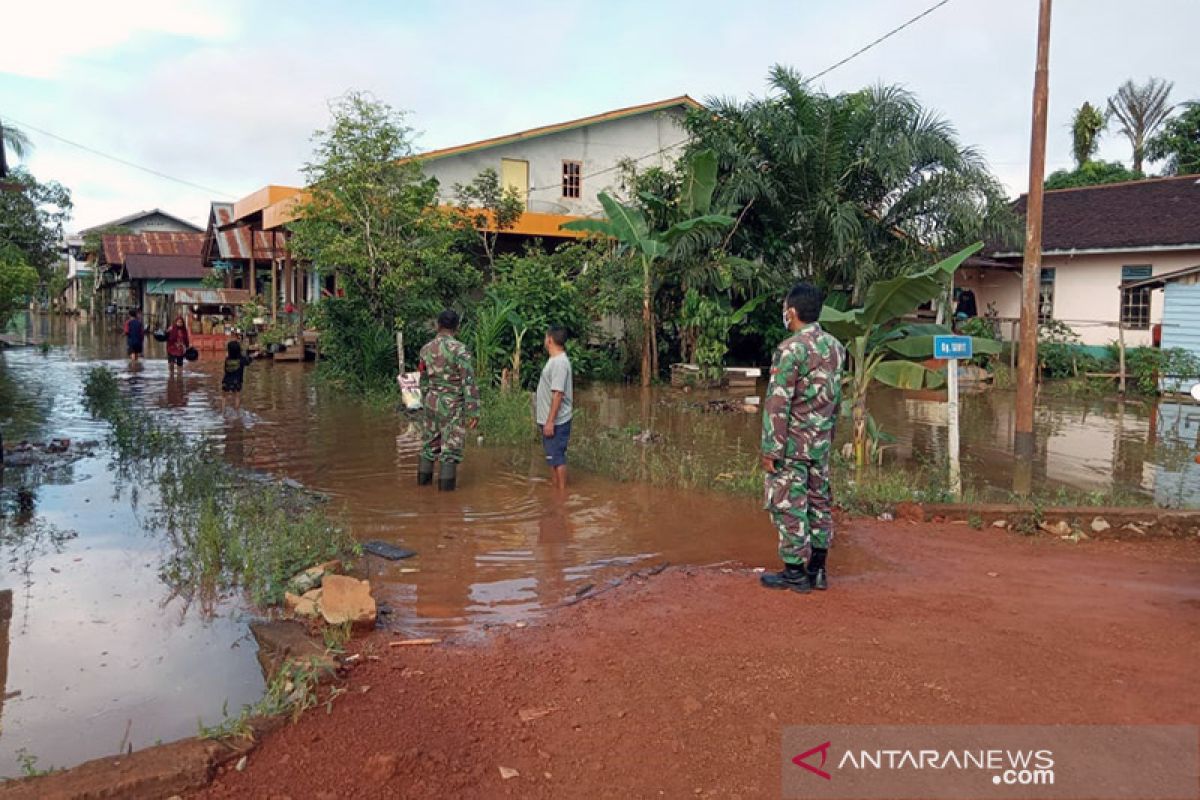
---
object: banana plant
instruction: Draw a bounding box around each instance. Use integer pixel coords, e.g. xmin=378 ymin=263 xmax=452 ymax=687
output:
xmin=562 ymin=150 xmax=734 ymax=387
xmin=819 ymin=242 xmax=1001 ymax=468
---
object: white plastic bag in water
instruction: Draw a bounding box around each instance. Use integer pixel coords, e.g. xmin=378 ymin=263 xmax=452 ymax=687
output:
xmin=398 ymin=371 xmax=422 ymax=411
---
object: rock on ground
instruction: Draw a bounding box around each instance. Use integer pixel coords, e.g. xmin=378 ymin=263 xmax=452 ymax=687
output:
xmin=319 ymin=575 xmax=376 ymax=629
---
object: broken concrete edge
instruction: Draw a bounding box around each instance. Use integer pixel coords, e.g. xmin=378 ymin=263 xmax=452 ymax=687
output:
xmin=900 ymin=503 xmax=1200 ymax=538
xmin=0 ymin=623 xmax=342 ymax=800
xmin=0 ymin=716 xmax=284 ymax=800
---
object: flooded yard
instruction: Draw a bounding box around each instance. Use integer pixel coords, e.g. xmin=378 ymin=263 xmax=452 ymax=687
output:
xmin=1 ymin=313 xmax=1198 ymax=775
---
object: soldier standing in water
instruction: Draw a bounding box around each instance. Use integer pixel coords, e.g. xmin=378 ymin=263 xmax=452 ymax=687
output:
xmin=417 ymin=309 xmax=480 ymax=491
xmin=759 ymin=283 xmax=846 ymax=593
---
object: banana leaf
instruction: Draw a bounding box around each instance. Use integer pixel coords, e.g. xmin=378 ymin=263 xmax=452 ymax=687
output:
xmin=680 ymin=149 xmax=718 ymax=216
xmin=819 ymin=243 xmax=983 ymax=340
xmin=885 ymin=335 xmax=1002 ymax=358
xmin=874 ymin=359 xmax=946 ymax=389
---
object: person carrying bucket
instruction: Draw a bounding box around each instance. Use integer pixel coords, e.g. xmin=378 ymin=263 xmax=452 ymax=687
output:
xmin=165 ymin=316 xmax=190 ymax=377
xmin=416 ymin=309 xmax=480 ymax=491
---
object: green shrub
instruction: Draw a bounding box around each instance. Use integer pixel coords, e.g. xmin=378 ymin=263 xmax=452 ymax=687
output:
xmin=309 ymin=297 xmax=399 ymax=399
xmin=478 ymin=388 xmax=534 ymax=447
xmin=1038 ymin=320 xmax=1101 ymax=378
xmin=1112 ymin=346 xmax=1200 ymax=395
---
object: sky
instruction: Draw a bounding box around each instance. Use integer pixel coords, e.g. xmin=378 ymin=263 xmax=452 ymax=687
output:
xmin=2 ymin=0 xmax=1197 ymax=233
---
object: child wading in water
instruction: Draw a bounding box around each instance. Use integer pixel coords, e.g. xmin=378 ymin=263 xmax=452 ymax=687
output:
xmin=221 ymin=340 xmax=252 ymax=413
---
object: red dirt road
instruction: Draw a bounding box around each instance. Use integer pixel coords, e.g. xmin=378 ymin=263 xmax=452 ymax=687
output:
xmin=199 ymin=520 xmax=1200 ymax=799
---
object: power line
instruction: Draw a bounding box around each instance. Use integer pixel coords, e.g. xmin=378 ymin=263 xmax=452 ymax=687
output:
xmin=2 ymin=115 xmax=236 ymax=198
xmin=808 ymin=0 xmax=954 ymax=83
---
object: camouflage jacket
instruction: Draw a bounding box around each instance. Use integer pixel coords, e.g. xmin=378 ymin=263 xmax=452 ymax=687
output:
xmin=418 ymin=334 xmax=481 ymax=418
xmin=761 ymin=322 xmax=846 ymax=464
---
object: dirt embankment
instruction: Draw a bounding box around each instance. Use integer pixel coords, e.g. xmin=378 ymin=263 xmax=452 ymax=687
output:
xmin=196 ymin=519 xmax=1200 ymax=799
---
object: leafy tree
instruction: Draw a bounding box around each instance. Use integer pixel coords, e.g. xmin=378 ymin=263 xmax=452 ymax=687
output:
xmin=1070 ymin=102 xmax=1106 ymax=168
xmin=0 ymin=246 xmax=39 ymax=328
xmin=1044 ymin=160 xmax=1139 ymax=190
xmin=450 ymin=168 xmax=525 ymax=277
xmin=820 ymin=243 xmax=999 ymax=468
xmin=0 ymin=118 xmax=32 ymax=179
xmin=1147 ymin=101 xmax=1200 ymax=176
xmin=563 ymin=150 xmax=734 ymax=387
xmin=288 ymin=91 xmax=477 ymax=394
xmin=686 ymin=66 xmax=1017 ymax=302
xmin=0 ymin=167 xmax=72 ymax=281
xmin=1107 ymin=78 xmax=1174 ymax=174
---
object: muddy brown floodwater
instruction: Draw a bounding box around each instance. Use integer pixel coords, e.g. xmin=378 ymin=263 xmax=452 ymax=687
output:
xmin=0 ymin=313 xmax=1197 ymax=778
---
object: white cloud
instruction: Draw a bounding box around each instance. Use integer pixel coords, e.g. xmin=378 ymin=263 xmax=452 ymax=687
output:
xmin=0 ymin=0 xmax=237 ymax=79
xmin=8 ymin=0 xmax=1200 ymax=230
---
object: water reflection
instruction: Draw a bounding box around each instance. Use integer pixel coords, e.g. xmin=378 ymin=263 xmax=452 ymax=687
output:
xmin=0 ymin=313 xmax=1198 ymax=776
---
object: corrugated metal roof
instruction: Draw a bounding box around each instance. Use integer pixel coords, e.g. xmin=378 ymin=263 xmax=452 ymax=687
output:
xmin=102 ymin=232 xmax=206 ymax=265
xmin=125 ymin=254 xmax=207 ymax=279
xmin=173 ymin=288 xmax=252 ymax=306
xmin=205 ymin=203 xmax=285 ymax=260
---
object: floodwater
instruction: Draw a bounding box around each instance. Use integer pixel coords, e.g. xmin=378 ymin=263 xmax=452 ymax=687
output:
xmin=1 ymin=314 xmax=1198 ymax=775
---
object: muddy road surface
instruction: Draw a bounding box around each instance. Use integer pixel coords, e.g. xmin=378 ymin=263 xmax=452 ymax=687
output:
xmin=199 ymin=518 xmax=1200 ymax=799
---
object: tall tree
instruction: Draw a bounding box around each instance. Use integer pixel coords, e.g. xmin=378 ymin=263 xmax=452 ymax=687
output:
xmin=0 ymin=119 xmax=32 ymax=179
xmin=1147 ymin=101 xmax=1200 ymax=176
xmin=450 ymin=168 xmax=525 ymax=278
xmin=288 ymin=91 xmax=477 ymax=394
xmin=687 ymin=66 xmax=1017 ymax=302
xmin=0 ymin=167 xmax=72 ymax=280
xmin=1070 ymin=102 xmax=1106 ymax=168
xmin=1107 ymin=78 xmax=1174 ymax=174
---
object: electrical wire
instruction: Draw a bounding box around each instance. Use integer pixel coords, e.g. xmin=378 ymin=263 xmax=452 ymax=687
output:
xmin=2 ymin=115 xmax=236 ymax=198
xmin=807 ymin=0 xmax=955 ymax=83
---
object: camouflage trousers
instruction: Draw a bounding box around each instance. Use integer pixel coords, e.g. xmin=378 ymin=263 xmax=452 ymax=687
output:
xmin=420 ymin=393 xmax=467 ymax=464
xmin=764 ymin=459 xmax=834 ymax=567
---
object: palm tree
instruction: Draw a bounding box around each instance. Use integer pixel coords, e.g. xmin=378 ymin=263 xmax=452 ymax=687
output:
xmin=1 ymin=118 xmax=33 ymax=179
xmin=1107 ymin=78 xmax=1174 ymax=174
xmin=1070 ymin=102 xmax=1106 ymax=168
xmin=685 ymin=66 xmax=1017 ymax=302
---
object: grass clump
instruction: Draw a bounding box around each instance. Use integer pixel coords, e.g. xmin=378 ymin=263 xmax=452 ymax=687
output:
xmin=199 ymin=657 xmax=336 ymax=740
xmin=156 ymin=459 xmax=357 ymax=607
xmin=84 ymin=367 xmax=358 ymax=609
xmin=478 ymin=388 xmax=535 ymax=447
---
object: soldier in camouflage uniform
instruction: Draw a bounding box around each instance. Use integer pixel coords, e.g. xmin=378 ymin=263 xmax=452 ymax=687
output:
xmin=760 ymin=283 xmax=846 ymax=593
xmin=417 ymin=309 xmax=480 ymax=491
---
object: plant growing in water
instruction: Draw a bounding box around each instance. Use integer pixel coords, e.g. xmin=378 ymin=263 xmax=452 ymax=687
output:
xmin=678 ymin=289 xmax=764 ymax=383
xmin=820 ymin=243 xmax=1000 ymax=468
xmin=563 ymin=150 xmax=735 ymax=387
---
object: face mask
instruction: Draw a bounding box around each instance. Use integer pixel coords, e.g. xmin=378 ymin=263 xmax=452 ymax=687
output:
xmin=782 ymin=308 xmax=791 ymax=329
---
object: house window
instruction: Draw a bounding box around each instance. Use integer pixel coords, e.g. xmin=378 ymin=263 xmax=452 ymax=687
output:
xmin=562 ymin=161 xmax=582 ymax=199
xmin=1038 ymin=268 xmax=1055 ymax=323
xmin=1120 ymin=265 xmax=1153 ymax=330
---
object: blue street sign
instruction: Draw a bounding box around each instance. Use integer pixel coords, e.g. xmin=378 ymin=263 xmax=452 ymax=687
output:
xmin=933 ymin=335 xmax=973 ymax=360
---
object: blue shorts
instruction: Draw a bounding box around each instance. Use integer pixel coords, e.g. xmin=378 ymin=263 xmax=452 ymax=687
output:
xmin=541 ymin=419 xmax=572 ymax=467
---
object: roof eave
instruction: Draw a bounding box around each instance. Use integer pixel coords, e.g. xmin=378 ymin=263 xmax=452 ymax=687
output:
xmin=414 ymin=95 xmax=699 ymax=164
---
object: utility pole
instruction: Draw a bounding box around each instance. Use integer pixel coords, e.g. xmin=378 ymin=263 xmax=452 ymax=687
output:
xmin=1015 ymin=0 xmax=1053 ymax=460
